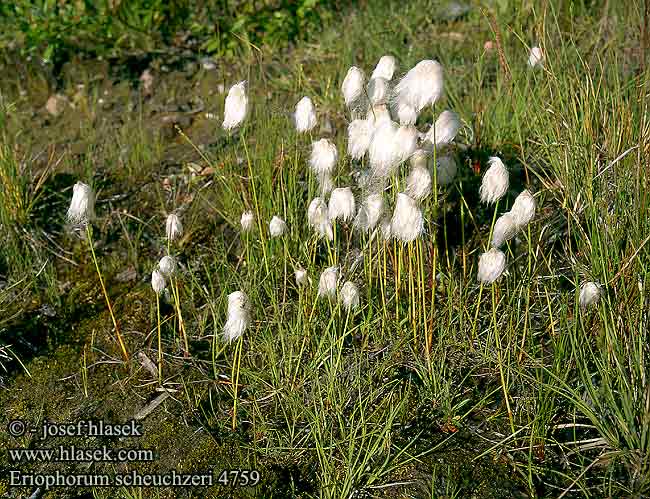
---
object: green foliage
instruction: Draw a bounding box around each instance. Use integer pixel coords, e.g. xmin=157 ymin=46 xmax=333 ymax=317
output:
xmin=0 ymin=0 xmax=337 ymax=72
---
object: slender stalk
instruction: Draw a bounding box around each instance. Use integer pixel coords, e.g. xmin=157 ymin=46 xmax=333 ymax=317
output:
xmin=492 ymin=283 xmax=514 ymax=434
xmin=232 ymin=335 xmax=244 ymax=430
xmin=156 ymin=293 xmax=162 ymax=384
xmin=86 ymin=225 xmax=128 ymax=361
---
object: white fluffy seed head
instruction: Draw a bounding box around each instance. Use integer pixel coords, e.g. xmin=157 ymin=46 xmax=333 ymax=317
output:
xmin=328 ymin=187 xmax=356 ymax=222
xmin=371 ymin=55 xmax=397 ymax=80
xmin=427 ymin=110 xmax=461 ymax=146
xmin=354 ymin=193 xmax=384 ymax=233
xmin=477 ymin=248 xmax=507 ymax=283
xmin=479 ymin=157 xmax=509 ymax=204
xmin=294 ymin=96 xmax=317 ymax=133
xmin=395 ymin=60 xmax=444 ymax=113
xmin=528 ymin=46 xmax=544 ymax=68
xmin=406 ymin=166 xmax=432 ymax=201
xmin=318 ymin=266 xmax=339 ymax=298
xmin=366 ymin=104 xmax=392 ymax=128
xmin=340 ymin=281 xmax=360 ymax=311
xmin=510 ymin=190 xmax=536 ymax=228
xmin=347 ymin=119 xmax=373 ymax=160
xmin=367 ymin=77 xmax=390 ymax=105
xmin=240 ymin=210 xmax=255 ymax=232
xmin=491 ymin=212 xmax=518 ymax=248
xmin=166 ymin=213 xmax=183 ymax=242
xmin=309 ymin=138 xmax=338 ymax=175
xmin=368 ymin=120 xmax=399 ymax=178
xmin=295 ymin=266 xmax=310 ymax=286
xmin=269 ymin=216 xmax=287 ymax=237
xmin=222 ymin=81 xmax=248 ymax=130
xmin=391 ymin=193 xmax=424 ymax=242
xmin=579 ymin=282 xmax=601 ymax=309
xmin=158 ymin=255 xmax=176 ymax=277
xmin=151 ymin=269 xmax=166 ymax=294
xmin=223 ymin=290 xmax=251 ymax=341
xmin=395 ymin=102 xmax=418 ymax=126
xmin=395 ymin=125 xmax=418 ymax=164
xmin=342 ymin=66 xmax=366 ymax=108
xmin=67 ymin=181 xmax=95 ymax=225
xmin=433 ymin=155 xmax=457 ymax=186
xmin=308 ymin=197 xmax=333 ymax=240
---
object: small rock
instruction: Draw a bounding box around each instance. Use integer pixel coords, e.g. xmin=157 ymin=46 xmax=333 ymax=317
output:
xmin=45 ymin=94 xmax=68 ymax=117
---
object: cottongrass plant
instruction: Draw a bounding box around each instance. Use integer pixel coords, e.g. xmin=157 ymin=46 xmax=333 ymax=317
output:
xmin=528 ymin=46 xmax=544 ymax=68
xmin=579 ymin=281 xmax=602 ymax=310
xmin=151 ymin=269 xmax=166 ymax=383
xmin=67 ymin=181 xmax=129 ymax=361
xmin=269 ymin=215 xmax=287 ymax=237
xmin=164 ymin=213 xmax=188 ymax=356
xmin=222 ymin=81 xmax=248 ymax=131
xmin=341 ymin=66 xmax=365 ymax=110
xmin=294 ymin=96 xmax=317 ymax=133
xmin=223 ymin=290 xmax=251 ymax=430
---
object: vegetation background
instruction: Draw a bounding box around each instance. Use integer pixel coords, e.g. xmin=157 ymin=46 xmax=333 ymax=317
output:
xmin=0 ymin=0 xmax=649 ymax=498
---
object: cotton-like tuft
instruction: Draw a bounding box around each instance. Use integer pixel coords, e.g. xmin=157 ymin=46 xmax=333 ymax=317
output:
xmin=166 ymin=213 xmax=183 ymax=242
xmin=295 ymin=266 xmax=310 ymax=287
xmin=426 ymin=110 xmax=461 ymax=146
xmin=223 ymin=291 xmax=251 ymax=341
xmin=479 ymin=157 xmax=509 ymax=204
xmin=67 ymin=181 xmax=95 ymax=225
xmin=367 ymin=77 xmax=390 ymax=106
xmin=395 ymin=102 xmax=418 ymax=126
xmin=391 ymin=193 xmax=424 ymax=242
xmin=294 ymin=96 xmax=317 ymax=133
xmin=318 ymin=266 xmax=339 ymax=298
xmin=528 ymin=46 xmax=544 ymax=68
xmin=395 ymin=125 xmax=418 ymax=164
xmin=222 ymin=81 xmax=248 ymax=131
xmin=366 ymin=104 xmax=392 ymax=128
xmin=477 ymin=248 xmax=506 ymax=283
xmin=371 ymin=55 xmax=397 ymax=81
xmin=240 ymin=210 xmax=255 ymax=232
xmin=309 ymin=138 xmax=338 ymax=175
xmin=394 ymin=60 xmax=444 ymax=113
xmin=347 ymin=119 xmax=373 ymax=160
xmin=342 ymin=66 xmax=366 ymax=108
xmin=579 ymin=282 xmax=601 ymax=309
xmin=308 ymin=197 xmax=333 ymax=240
xmin=368 ymin=120 xmax=399 ymax=178
xmin=433 ymin=155 xmax=457 ymax=186
xmin=354 ymin=193 xmax=384 ymax=232
xmin=340 ymin=281 xmax=360 ymax=311
xmin=406 ymin=166 xmax=432 ymax=201
xmin=510 ymin=190 xmax=536 ymax=228
xmin=158 ymin=256 xmax=176 ymax=277
xmin=491 ymin=212 xmax=517 ymax=248
xmin=328 ymin=187 xmax=356 ymax=222
xmin=151 ymin=269 xmax=166 ymax=294
xmin=269 ymin=216 xmax=287 ymax=237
